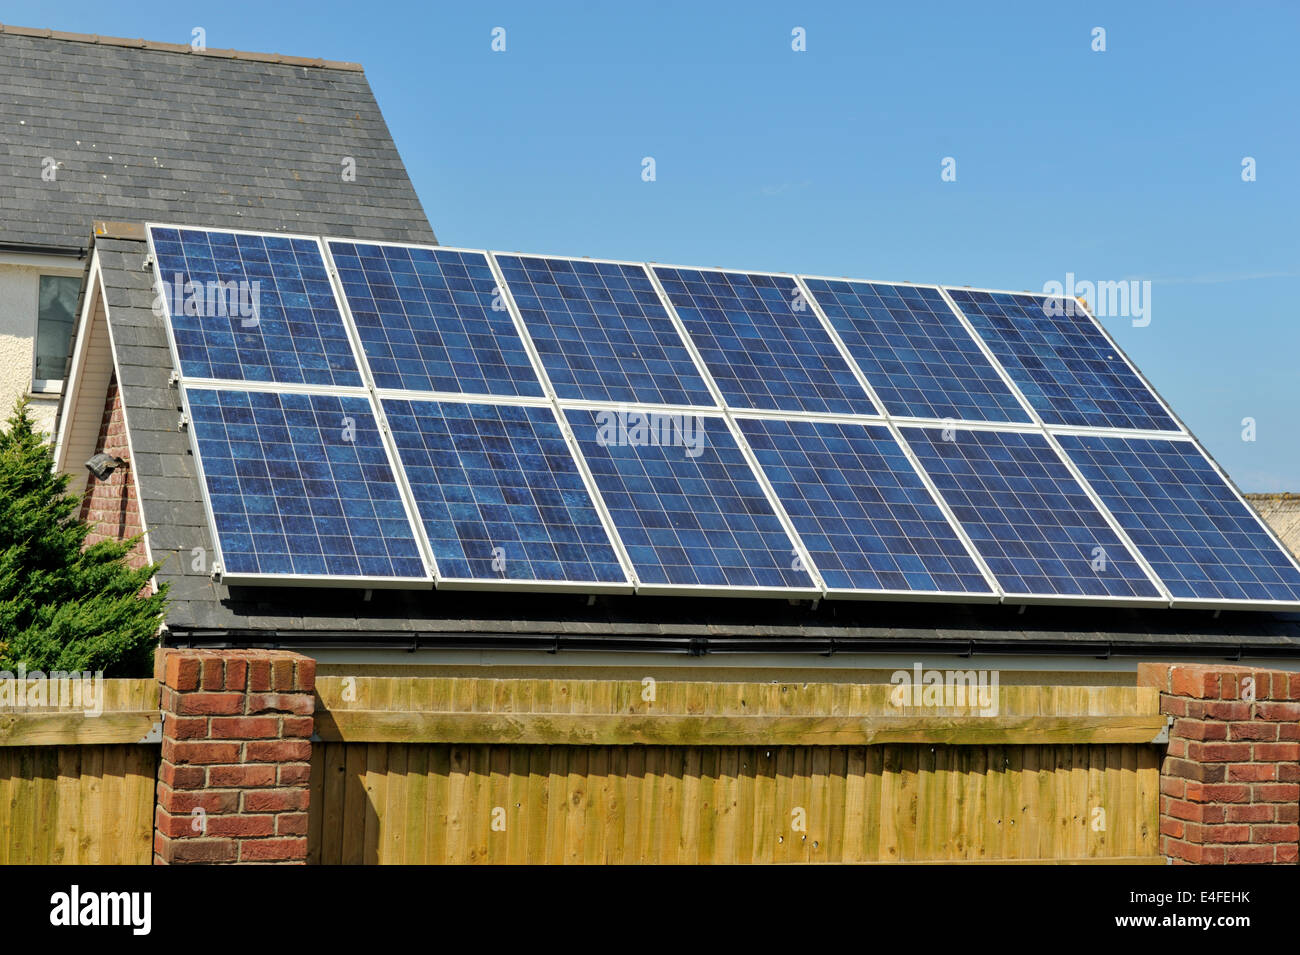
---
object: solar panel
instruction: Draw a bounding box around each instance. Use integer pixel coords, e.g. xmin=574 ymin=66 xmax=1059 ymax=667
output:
xmin=802 ymin=278 xmax=1031 ymax=424
xmin=150 ymin=226 xmax=361 ymax=387
xmin=901 ymin=426 xmax=1162 ymax=600
xmin=494 ymin=254 xmax=715 ymax=406
xmin=327 ymin=241 xmax=544 ymax=397
xmin=185 ymin=387 xmax=427 ymax=582
xmin=945 ymin=289 xmax=1178 ymax=431
xmin=564 ymin=408 xmax=817 ymax=592
xmin=382 ymin=398 xmax=630 ymax=588
xmin=738 ymin=417 xmax=994 ymax=597
xmin=652 ymin=266 xmax=878 ymax=415
xmin=1058 ymin=434 xmax=1300 ymax=605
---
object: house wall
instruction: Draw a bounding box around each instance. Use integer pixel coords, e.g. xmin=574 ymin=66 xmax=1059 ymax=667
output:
xmin=79 ymin=373 xmax=147 ymax=570
xmin=0 ymin=258 xmax=84 ymax=437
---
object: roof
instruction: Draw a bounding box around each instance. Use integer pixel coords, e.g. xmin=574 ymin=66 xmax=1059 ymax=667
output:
xmin=80 ymin=235 xmax=1300 ymax=655
xmin=1246 ymin=493 xmax=1300 ymax=560
xmin=0 ymin=24 xmax=435 ymax=253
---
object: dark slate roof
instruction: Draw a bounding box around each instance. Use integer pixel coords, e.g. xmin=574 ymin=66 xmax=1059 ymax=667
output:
xmin=0 ymin=26 xmax=435 ymax=251
xmin=91 ymin=234 xmax=1300 ymax=656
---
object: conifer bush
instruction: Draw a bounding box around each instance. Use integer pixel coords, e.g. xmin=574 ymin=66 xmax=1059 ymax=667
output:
xmin=0 ymin=399 xmax=165 ymax=676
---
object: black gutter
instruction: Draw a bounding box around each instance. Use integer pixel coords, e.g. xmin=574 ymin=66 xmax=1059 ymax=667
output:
xmin=0 ymin=240 xmax=86 ymax=258
xmin=161 ymin=629 xmax=1300 ymax=659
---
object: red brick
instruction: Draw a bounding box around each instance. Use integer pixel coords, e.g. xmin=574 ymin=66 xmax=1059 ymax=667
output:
xmin=1256 ymin=783 xmax=1300 ymax=803
xmin=205 ymin=814 xmax=276 ymax=838
xmin=243 ymin=788 xmax=310 ymax=813
xmin=1255 ymin=742 xmax=1300 ymax=762
xmin=295 ymin=658 xmax=316 ymax=692
xmin=1256 ymin=702 xmax=1300 ymax=721
xmin=157 ymin=786 xmax=239 ymax=815
xmin=1171 ymin=668 xmax=1218 ymax=699
xmin=1224 ymin=804 xmax=1274 ymax=823
xmin=225 ymin=659 xmax=247 ymax=691
xmin=238 ymin=837 xmax=307 ymax=863
xmin=209 ymin=716 xmax=280 ymax=739
xmin=1226 ymin=763 xmax=1276 ymax=782
xmin=1159 ymin=776 xmax=1186 ymax=798
xmin=1276 ymin=803 xmax=1299 ymax=824
xmin=1278 ymin=723 xmax=1300 ymax=741
xmin=1136 ymin=662 xmax=1172 ymax=693
xmin=1160 ymin=816 xmax=1185 ymax=838
xmin=201 ymin=658 xmax=225 ymax=691
xmin=282 ymin=716 xmax=314 ymax=738
xmin=1186 ymin=741 xmax=1254 ymax=763
xmin=176 ymin=692 xmax=244 ymax=716
xmin=1279 ymin=764 xmax=1300 ymax=782
xmin=168 ymin=716 xmax=209 ymax=740
xmin=1199 ymin=824 xmax=1251 ymax=844
xmin=162 ymin=838 xmax=238 ymax=864
xmin=1254 ymin=824 xmax=1299 ymax=843
xmin=1199 ymin=701 xmax=1253 ymax=721
xmin=1226 ymin=723 xmax=1276 ymax=741
xmin=276 ymin=812 xmax=310 ymax=836
xmin=272 ymin=659 xmax=295 ymax=692
xmin=165 ymin=655 xmax=201 ymax=692
xmin=208 ymin=764 xmax=276 ymax=788
xmin=1277 ymin=844 xmax=1299 ymax=864
xmin=1185 ymin=782 xmax=1250 ymax=803
xmin=1174 ymin=719 xmax=1228 ymax=741
xmin=162 ymin=739 xmax=242 ymax=765
xmin=245 ymin=740 xmax=312 ymax=763
xmin=1164 ymin=758 xmax=1224 ymax=783
xmin=158 ymin=762 xmax=207 ymax=790
xmin=248 ymin=659 xmax=272 ymax=692
xmin=154 ymin=807 xmax=206 ymax=839
xmin=1225 ymin=845 xmax=1275 ymax=864
xmin=247 ymin=693 xmax=314 ymax=715
xmin=277 ymin=764 xmax=312 ymax=786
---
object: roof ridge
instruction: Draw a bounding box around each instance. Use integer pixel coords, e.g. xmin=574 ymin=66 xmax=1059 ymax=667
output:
xmin=0 ymin=22 xmax=363 ymax=71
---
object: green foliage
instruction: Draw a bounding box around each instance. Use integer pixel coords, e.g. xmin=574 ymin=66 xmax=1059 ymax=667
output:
xmin=0 ymin=399 xmax=165 ymax=676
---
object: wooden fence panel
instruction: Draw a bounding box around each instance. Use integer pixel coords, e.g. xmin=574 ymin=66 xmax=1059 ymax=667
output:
xmin=308 ymin=676 xmax=1163 ymax=864
xmin=0 ymin=678 xmax=158 ymax=865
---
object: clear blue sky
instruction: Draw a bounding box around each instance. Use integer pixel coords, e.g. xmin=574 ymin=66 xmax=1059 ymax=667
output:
xmin=13 ymin=0 xmax=1300 ymax=489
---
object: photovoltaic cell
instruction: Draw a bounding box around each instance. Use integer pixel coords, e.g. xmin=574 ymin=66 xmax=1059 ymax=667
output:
xmin=328 ymin=241 xmax=544 ymax=397
xmin=945 ymin=289 xmax=1178 ymax=431
xmin=1058 ymin=434 xmax=1300 ymax=603
xmin=186 ymin=388 xmax=425 ymax=579
xmin=495 ymin=255 xmax=714 ymax=406
xmin=738 ymin=418 xmax=992 ymax=594
xmin=652 ymin=266 xmax=877 ymax=415
xmin=565 ymin=409 xmax=815 ymax=589
xmin=382 ymin=399 xmax=628 ymax=585
xmin=802 ymin=278 xmax=1030 ymax=423
xmin=150 ymin=227 xmax=360 ymax=387
xmin=901 ymin=427 xmax=1160 ymax=599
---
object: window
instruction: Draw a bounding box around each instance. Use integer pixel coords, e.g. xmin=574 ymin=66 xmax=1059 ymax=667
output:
xmin=33 ymin=275 xmax=81 ymax=391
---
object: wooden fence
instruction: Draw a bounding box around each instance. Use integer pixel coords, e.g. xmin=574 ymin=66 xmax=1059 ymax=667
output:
xmin=0 ymin=679 xmax=159 ymax=864
xmin=308 ymin=676 xmax=1166 ymax=864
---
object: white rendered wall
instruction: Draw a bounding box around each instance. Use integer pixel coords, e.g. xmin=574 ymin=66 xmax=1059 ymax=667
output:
xmin=0 ymin=257 xmax=84 ymax=438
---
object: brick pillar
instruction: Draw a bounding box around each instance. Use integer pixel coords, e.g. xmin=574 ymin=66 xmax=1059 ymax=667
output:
xmin=1138 ymin=663 xmax=1299 ymax=865
xmin=154 ymin=649 xmax=316 ymax=864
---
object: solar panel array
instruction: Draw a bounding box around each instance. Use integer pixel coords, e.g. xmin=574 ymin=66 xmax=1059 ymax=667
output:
xmin=148 ymin=223 xmax=1300 ymax=609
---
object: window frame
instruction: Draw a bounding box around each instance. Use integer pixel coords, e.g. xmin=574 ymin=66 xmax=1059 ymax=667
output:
xmin=31 ymin=271 xmax=84 ymax=395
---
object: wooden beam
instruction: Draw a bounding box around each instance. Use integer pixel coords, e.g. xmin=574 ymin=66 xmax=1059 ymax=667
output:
xmin=0 ymin=711 xmax=160 ymax=746
xmin=314 ymin=710 xmax=1168 ymax=747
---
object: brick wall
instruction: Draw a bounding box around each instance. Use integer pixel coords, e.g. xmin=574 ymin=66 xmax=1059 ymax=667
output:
xmin=78 ymin=374 xmax=146 ymax=569
xmin=1139 ymin=663 xmax=1300 ymax=864
xmin=154 ymin=648 xmax=316 ymax=864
